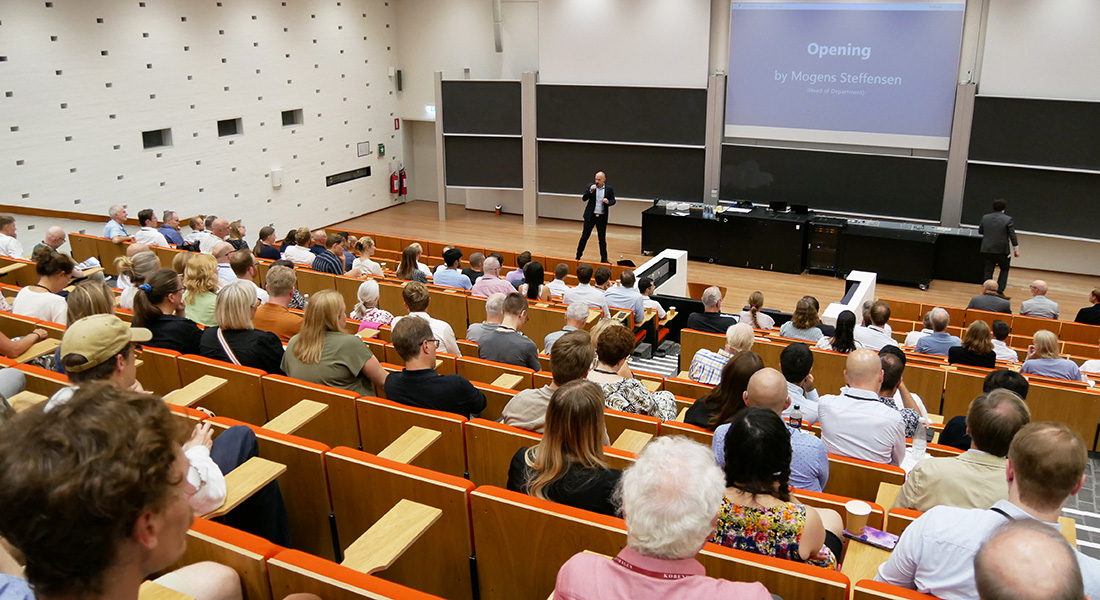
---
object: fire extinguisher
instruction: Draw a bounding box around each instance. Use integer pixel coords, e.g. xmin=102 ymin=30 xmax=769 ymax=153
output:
xmin=399 ymin=168 xmax=408 ymax=196
xmin=390 ymin=171 xmax=400 ymax=194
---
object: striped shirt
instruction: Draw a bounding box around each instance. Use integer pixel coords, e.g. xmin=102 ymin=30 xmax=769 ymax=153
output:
xmin=688 ymin=348 xmax=734 ymax=385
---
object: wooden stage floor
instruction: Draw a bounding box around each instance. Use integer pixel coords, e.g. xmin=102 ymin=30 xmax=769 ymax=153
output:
xmin=334 ymin=201 xmax=1097 ymax=320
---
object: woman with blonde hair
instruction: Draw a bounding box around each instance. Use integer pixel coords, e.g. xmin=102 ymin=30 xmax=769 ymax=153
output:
xmin=132 ymin=268 xmax=203 ymax=354
xmin=282 ymin=289 xmax=389 ymax=395
xmin=253 ymin=225 xmax=281 ymax=260
xmin=182 ymin=253 xmax=220 ymax=327
xmin=948 ymin=320 xmax=997 ymax=368
xmin=199 ymin=280 xmax=284 ymax=374
xmin=1022 ymin=329 xmax=1086 ymax=382
xmin=66 ymin=279 xmax=115 ymax=324
xmin=507 ymin=379 xmax=621 ymax=516
xmin=282 ymin=227 xmax=316 ymax=267
xmin=115 ymin=250 xmax=160 ymax=310
xmin=738 ymin=291 xmax=775 ymax=330
xmin=349 ymin=279 xmax=394 ymax=331
xmin=395 ymin=245 xmax=428 ymax=283
xmin=778 ymin=298 xmax=824 ymax=343
xmin=13 ymin=247 xmax=75 ymax=324
xmin=227 ymin=220 xmax=248 ymax=251
xmin=171 ymin=251 xmax=193 ymax=275
xmin=350 ymin=237 xmax=384 ymax=277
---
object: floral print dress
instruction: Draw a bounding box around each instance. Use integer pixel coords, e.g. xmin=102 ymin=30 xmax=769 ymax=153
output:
xmin=710 ymin=497 xmax=838 ymax=570
xmin=597 ymin=378 xmax=678 ymax=421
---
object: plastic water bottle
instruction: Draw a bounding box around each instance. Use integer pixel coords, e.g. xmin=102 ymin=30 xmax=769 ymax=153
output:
xmin=913 ymin=418 xmax=928 ymax=458
xmin=789 ymin=404 xmax=803 ymax=430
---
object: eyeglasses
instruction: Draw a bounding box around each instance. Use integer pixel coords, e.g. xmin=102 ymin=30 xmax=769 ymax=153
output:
xmin=423 ymin=338 xmax=440 ymax=348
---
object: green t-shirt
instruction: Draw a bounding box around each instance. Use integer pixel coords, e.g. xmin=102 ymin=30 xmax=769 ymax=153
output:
xmin=282 ymin=331 xmax=376 ymax=397
xmin=183 ymin=290 xmax=218 ymax=328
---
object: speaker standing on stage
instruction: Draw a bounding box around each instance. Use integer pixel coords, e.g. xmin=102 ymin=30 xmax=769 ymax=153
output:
xmin=576 ymin=171 xmax=615 ymax=264
xmin=978 ymin=199 xmax=1019 ymax=295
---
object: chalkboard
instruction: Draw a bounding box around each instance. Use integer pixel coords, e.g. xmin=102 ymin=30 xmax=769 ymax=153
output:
xmin=538 ymin=141 xmax=705 ymax=202
xmin=719 ymin=145 xmax=947 ymax=221
xmin=444 ymin=136 xmax=523 ymax=189
xmin=441 ymin=81 xmax=522 ymax=135
xmin=962 ymin=163 xmax=1100 ymax=240
xmin=537 ymin=85 xmax=708 ymax=146
xmin=970 ymin=96 xmax=1100 ymax=171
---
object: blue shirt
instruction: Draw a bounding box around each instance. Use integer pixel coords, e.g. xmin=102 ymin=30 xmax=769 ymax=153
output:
xmin=434 ymin=268 xmax=473 ymax=291
xmin=604 ymin=285 xmax=645 ymax=324
xmin=1021 ymin=358 xmax=1083 ymax=382
xmin=312 ymin=250 xmax=345 ymax=275
xmin=158 ymin=225 xmax=185 ymax=246
xmin=714 ymin=422 xmax=829 ymax=492
xmin=103 ymin=219 xmax=128 ymax=240
xmin=914 ymin=332 xmax=961 ymax=356
xmin=0 ymin=575 xmax=32 ymax=600
xmin=688 ymin=348 xmax=734 ymax=385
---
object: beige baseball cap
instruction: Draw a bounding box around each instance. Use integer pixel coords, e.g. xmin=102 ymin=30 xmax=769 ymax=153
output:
xmin=60 ymin=314 xmax=152 ymax=373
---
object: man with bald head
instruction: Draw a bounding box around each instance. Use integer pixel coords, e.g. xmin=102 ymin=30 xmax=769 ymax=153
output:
xmin=975 ymin=520 xmax=1084 ymax=600
xmin=32 ymin=226 xmax=67 ymax=255
xmin=1021 ymin=279 xmax=1059 ymax=319
xmin=914 ymin=307 xmax=962 ymax=356
xmin=684 ymin=286 xmax=738 ymax=334
xmin=967 ymin=279 xmax=1012 ymax=314
xmin=470 ymin=257 xmax=517 ymax=298
xmin=200 ymin=217 xmax=230 ymax=253
xmin=576 ymin=171 xmax=616 ymax=263
xmin=817 ymin=349 xmax=906 ymax=465
xmin=211 ymin=241 xmax=237 ymax=282
xmin=712 ymin=367 xmax=830 ymax=492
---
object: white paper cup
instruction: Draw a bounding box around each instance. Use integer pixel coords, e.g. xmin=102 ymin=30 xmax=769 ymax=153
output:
xmin=845 ymin=499 xmax=872 ymax=535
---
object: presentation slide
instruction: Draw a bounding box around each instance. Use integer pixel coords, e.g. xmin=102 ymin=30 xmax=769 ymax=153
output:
xmin=725 ymin=1 xmax=965 ymax=150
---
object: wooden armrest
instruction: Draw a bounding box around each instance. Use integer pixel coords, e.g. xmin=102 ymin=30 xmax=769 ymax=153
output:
xmin=434 ymin=358 xmax=443 ymax=369
xmin=641 ymin=309 xmax=657 ymax=325
xmin=1060 ymin=516 xmax=1077 ymax=547
xmin=611 ymin=430 xmax=652 ymax=454
xmin=675 ymin=407 xmax=688 ymax=423
xmin=876 ymin=482 xmax=902 ymax=512
xmin=202 ymin=457 xmax=286 ymax=518
xmin=491 ymin=373 xmax=524 ymax=389
xmin=263 ymin=400 xmax=329 ymax=435
xmin=926 ymin=414 xmax=944 ymax=425
xmin=139 ymin=581 xmax=195 ymax=600
xmin=640 ymin=379 xmax=660 ymax=393
xmin=377 ymin=426 xmax=441 ymax=464
xmin=586 ymin=309 xmax=601 ymax=324
xmin=163 ymin=375 xmax=228 ymax=407
xmin=0 ymin=263 xmax=29 ymax=276
xmin=357 ymin=328 xmax=380 ymax=339
xmin=7 ymin=391 xmax=47 ymax=412
xmin=659 ymin=309 xmax=677 ymax=326
xmin=340 ymin=499 xmax=443 ymax=574
xmin=79 ymin=266 xmax=104 ymax=276
xmin=15 ymin=338 xmax=61 ymax=364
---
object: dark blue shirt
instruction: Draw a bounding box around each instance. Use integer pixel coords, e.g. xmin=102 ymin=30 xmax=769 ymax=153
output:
xmin=158 ymin=225 xmax=185 ymax=246
xmin=312 ymin=250 xmax=345 ymax=275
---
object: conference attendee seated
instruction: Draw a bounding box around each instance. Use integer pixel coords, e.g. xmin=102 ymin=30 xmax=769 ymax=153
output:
xmin=1020 ymin=279 xmax=1059 ymax=319
xmin=738 ymin=291 xmax=775 ymax=330
xmin=102 ymin=204 xmax=135 ymax=243
xmin=433 ymin=248 xmax=472 ymax=290
xmin=349 ymin=236 xmax=384 ymax=277
xmin=132 ymin=268 xmax=204 ymax=355
xmin=392 ymin=282 xmax=460 ymax=355
xmin=914 ymin=307 xmax=961 ymax=356
xmin=1021 ymin=329 xmax=1086 ymax=381
xmin=895 ymin=389 xmax=1029 ymax=512
xmin=804 ymin=295 xmax=835 ymax=337
xmin=466 ymin=292 xmax=505 ymax=343
xmin=270 ymin=259 xmax=306 ymax=310
xmin=815 ymin=309 xmax=861 ymax=353
xmin=637 ymin=276 xmax=665 ymax=319
xmin=503 ymin=330 xmax=593 ymax=433
xmin=211 ymin=241 xmax=238 ymax=283
xmin=462 ymin=251 xmax=485 ymax=286
xmin=684 ymin=286 xmax=737 ymax=334
xmin=253 ymin=265 xmax=304 ymax=343
xmin=507 ymin=380 xmax=622 ymax=516
xmin=776 ymin=342 xmax=820 ymax=426
xmin=554 ymin=436 xmax=773 ymax=600
xmin=394 ymin=246 xmax=428 ymax=283
xmin=546 ymin=262 xmax=571 ymax=298
xmin=182 ymin=253 xmax=221 ymax=327
xmin=228 ymin=249 xmax=267 ymax=304
xmin=592 ymin=266 xmax=613 ymax=291
xmin=114 ymin=249 xmax=159 ymax=311
xmin=818 ymin=349 xmax=906 ymax=466
xmin=587 ymin=325 xmax=676 ymax=421
xmin=0 ymin=367 xmax=27 ymax=413
xmin=948 ymin=320 xmax=998 ymax=368
xmin=685 ymin=351 xmax=764 ymax=430
xmin=133 ymin=208 xmax=169 ymax=247
xmin=183 ymin=215 xmax=208 ymax=246
xmin=778 ymin=297 xmax=824 ymax=343
xmin=0 ymin=214 xmax=24 ymax=258
xmin=852 ymin=300 xmax=898 ymax=350
xmin=282 ymin=290 xmax=389 ymax=396
xmin=199 ymin=281 xmax=285 ymax=374
xmin=161 ymin=211 xmax=194 ymax=249
xmin=713 ymin=369 xmax=829 ymax=493
xmin=876 ymin=422 xmax=1100 ymax=598
xmin=115 ymin=242 xmax=150 ymax=289
xmin=311 ymin=233 xmax=346 ymax=275
xmin=562 ymin=263 xmax=610 ymax=318
xmin=688 ymin=323 xmax=754 ymax=385
xmin=201 ymin=217 xmax=231 ymax=254
xmin=877 ymin=350 xmax=923 ymax=438
xmin=967 ymin=279 xmax=1012 ymax=314
xmin=1074 ymin=289 xmax=1100 ymax=326
xmin=477 ymin=293 xmax=541 ymax=371
xmin=13 ymin=247 xmax=75 ymax=324
xmin=904 ymin=310 xmax=934 ymax=348
xmin=0 ymin=322 xmax=49 ymax=360
xmin=308 ymin=229 xmax=327 ymax=255
xmin=519 ymin=261 xmax=550 ymax=301
xmin=384 ymin=316 xmax=487 ymax=417
xmin=975 ymin=520 xmax=1085 ymax=600
xmin=470 ymin=256 xmax=515 ymax=298
xmin=710 ymin=407 xmax=844 ymax=570
xmin=224 ymin=220 xmax=247 ymax=252
xmin=543 ymin=301 xmax=587 ymax=354
xmin=990 ymin=319 xmax=1019 ymax=362
xmin=939 ymin=369 xmax=1029 ymax=451
xmin=506 ymin=250 xmax=531 ymax=288
xmin=31 ymin=225 xmax=67 ymax=255
xmin=281 ymin=227 xmax=316 ymax=267
xmin=603 ymin=270 xmax=645 ymax=324
xmin=348 ymin=279 xmax=394 ymax=332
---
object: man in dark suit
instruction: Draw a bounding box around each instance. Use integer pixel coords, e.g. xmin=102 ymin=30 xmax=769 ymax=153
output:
xmin=978 ymin=199 xmax=1019 ymax=295
xmin=576 ymin=171 xmax=616 ymax=263
xmin=967 ymin=280 xmax=1012 ymax=314
xmin=1074 ymin=289 xmax=1100 ymax=325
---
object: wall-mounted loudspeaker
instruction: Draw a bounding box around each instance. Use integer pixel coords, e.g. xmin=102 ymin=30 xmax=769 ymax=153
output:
xmin=396 ymin=69 xmax=402 ymax=92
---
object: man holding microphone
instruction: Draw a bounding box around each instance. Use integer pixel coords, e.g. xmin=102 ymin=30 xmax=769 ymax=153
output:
xmin=576 ymin=171 xmax=616 ymax=264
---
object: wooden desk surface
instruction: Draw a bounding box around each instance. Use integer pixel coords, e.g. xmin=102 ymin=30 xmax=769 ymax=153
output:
xmin=203 ymin=457 xmax=286 ymax=518
xmin=138 ymin=581 xmax=195 ymax=600
xmin=341 ymin=499 xmax=443 ymax=574
xmin=611 ymin=430 xmax=652 ymax=454
xmin=841 ymin=540 xmax=892 ymax=585
xmin=15 ymin=338 xmax=60 ymax=364
xmin=163 ymin=375 xmax=227 ymax=407
xmin=491 ymin=373 xmax=524 ymax=389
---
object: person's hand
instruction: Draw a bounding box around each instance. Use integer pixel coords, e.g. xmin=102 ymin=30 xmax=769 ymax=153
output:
xmin=590 ymin=184 xmax=597 ymax=192
xmin=182 ymin=423 xmax=214 ymax=453
xmin=1026 ymin=344 xmax=1037 ymax=360
xmin=31 ymin=328 xmax=48 ymax=342
xmin=1014 ymin=250 xmax=1021 ymax=258
xmin=809 ymin=546 xmax=833 ymax=562
xmin=801 ymin=373 xmax=815 ymax=392
xmin=602 ymin=198 xmax=610 ymax=204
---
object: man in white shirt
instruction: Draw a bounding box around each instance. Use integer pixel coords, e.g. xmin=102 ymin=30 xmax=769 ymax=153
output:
xmin=638 ymin=276 xmax=666 ymax=319
xmin=230 ymin=249 xmax=269 ymax=304
xmin=854 ymin=300 xmax=899 ymax=351
xmin=877 ymin=422 xmax=1100 ymax=599
xmin=817 ymin=349 xmax=906 ymax=466
xmin=778 ymin=342 xmax=820 ymax=426
xmin=0 ymin=214 xmax=24 ymax=258
xmin=199 ymin=217 xmax=230 ymax=253
xmin=562 ymin=264 xmax=610 ymax=318
xmin=904 ymin=311 xmax=934 ymax=348
xmin=1020 ymin=279 xmax=1060 ymax=320
xmin=546 ymin=263 xmax=572 ymax=298
xmin=392 ymin=281 xmax=459 ymax=355
xmin=603 ymin=270 xmax=645 ymax=325
xmin=132 ymin=208 xmax=170 ymax=247
xmin=211 ymin=241 xmax=238 ymax=283
xmin=990 ymin=319 xmax=1019 ymax=362
xmin=975 ymin=520 xmax=1085 ymax=600
xmin=183 ymin=215 xmax=208 ymax=245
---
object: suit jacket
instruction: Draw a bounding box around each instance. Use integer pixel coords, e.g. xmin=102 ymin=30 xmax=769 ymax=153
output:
xmin=978 ymin=211 xmax=1018 ymax=255
xmin=893 ymin=449 xmax=1008 ymax=512
xmin=581 ymin=183 xmax=616 ymax=218
xmin=966 ymin=293 xmax=1011 ymax=314
xmin=1076 ymin=304 xmax=1100 ymax=326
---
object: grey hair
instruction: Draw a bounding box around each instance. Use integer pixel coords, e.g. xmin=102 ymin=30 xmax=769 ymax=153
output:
xmin=107 ymin=204 xmax=125 ymax=218
xmin=483 ymin=256 xmax=501 ymax=274
xmin=701 ymin=286 xmax=722 ymax=309
xmin=930 ymin=307 xmax=950 ymax=331
xmin=356 ymin=279 xmax=381 ymax=305
xmin=485 ymin=293 xmax=506 ymax=317
xmin=162 ymin=210 xmax=177 ymax=223
xmin=615 ymin=436 xmax=725 ymax=560
xmin=565 ymin=302 xmax=589 ymax=322
xmin=725 ymin=323 xmax=755 ymax=354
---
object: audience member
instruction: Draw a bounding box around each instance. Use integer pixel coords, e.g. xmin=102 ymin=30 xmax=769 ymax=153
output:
xmin=462 ymin=252 xmax=485 ymax=285
xmin=990 ymin=320 xmax=1019 ymax=362
xmin=777 ymin=342 xmax=820 ymax=426
xmin=102 ymin=204 xmax=134 ymax=243
xmin=507 ymin=380 xmax=622 ymax=516
xmin=779 ymin=297 xmax=824 ymax=343
xmin=519 ymin=261 xmax=550 ymax=301
xmin=816 ymin=309 xmax=861 ymax=353
xmin=506 ymin=250 xmax=531 ymax=288
xmin=384 ymin=316 xmax=487 ymax=417
xmin=895 ymin=389 xmax=1029 ymax=512
xmin=13 ymin=247 xmax=74 ymax=324
xmin=200 ymin=217 xmax=231 ymax=253
xmin=967 ymin=279 xmax=1012 ymax=314
xmin=554 ymin=436 xmax=773 ymax=600
xmin=593 ymin=266 xmax=613 ymax=292
xmin=115 ymin=250 xmax=160 ymax=310
xmin=1020 ymin=279 xmax=1059 ymax=319
xmin=172 ymin=249 xmax=193 ymax=274
xmin=878 ymin=351 xmax=924 ymax=438
xmin=182 ymin=253 xmax=221 ymax=327
xmin=0 ymin=367 xmax=27 ymax=412
xmin=133 ymin=208 xmax=169 ymax=247
xmin=115 ymin=242 xmax=149 ymax=289
xmin=472 ymin=256 xmax=520 ymax=298
xmin=738 ymin=291 xmax=775 ymax=330
xmin=466 ymin=292 xmax=506 ymax=343
xmin=253 ymin=265 xmax=303 ymax=343
xmin=230 ymin=249 xmax=268 ymax=303
xmin=1074 ymin=289 xmax=1100 ymax=325
xmin=604 ymin=270 xmax=645 ymax=324
xmin=853 ymin=300 xmax=898 ymax=350
xmin=283 ymin=290 xmax=388 ymax=396
xmin=914 ymin=307 xmax=962 ymax=356
xmin=253 ymin=225 xmax=281 ymax=260
xmin=0 ymin=214 xmax=24 ymax=258
xmin=409 ymin=242 xmax=433 ymax=277
xmin=271 ymin=259 xmax=307 ymax=310
xmin=64 ymin=279 xmax=116 ymax=327
xmin=159 ymin=210 xmax=185 ymax=246
xmin=637 ymin=276 xmax=665 ymax=319
xmin=478 ymin=293 xmax=541 ymax=371
xmin=434 ymin=248 xmax=472 ymax=290
xmin=0 ymin=321 xmax=48 ymax=359
xmin=686 ymin=351 xmax=764 ymax=431
xmin=199 ymin=281 xmax=285 ymax=374
xmin=905 ymin=311 xmax=935 ymax=347
xmin=546 ymin=263 xmax=571 ymax=298
xmin=818 ymin=349 xmax=906 ymax=465
xmin=948 ymin=320 xmax=997 ymax=368
xmin=710 ymin=407 xmax=843 ymax=570
xmin=392 ymin=281 xmax=460 ymax=355
xmin=278 ymin=228 xmax=296 ymax=252
xmin=684 ymin=286 xmax=737 ymax=334
xmin=588 ymin=326 xmax=677 ymax=421
xmin=940 ymin=369 xmax=1029 ymax=451
xmin=975 ymin=520 xmax=1084 ymax=600
xmin=30 ymin=225 xmax=67 ymax=256
xmin=876 ymin=422 xmax=1100 ymax=598
xmin=312 ymin=234 xmax=347 ymax=275
xmin=308 ymin=230 xmax=327 ymax=255
xmin=714 ymin=369 xmax=830 ymax=493
xmin=688 ymin=323 xmax=754 ymax=385
xmin=1021 ymin=329 xmax=1086 ymax=381
xmin=804 ymin=295 xmax=835 ymax=337
xmin=226 ymin=220 xmax=248 ymax=251
xmin=212 ymin=241 xmax=238 ymax=282
xmin=282 ymin=228 xmax=316 ymax=267
xmin=503 ymin=330 xmax=594 ymax=432
xmin=350 ymin=237 xmax=385 ymax=277
xmin=562 ymin=264 xmax=611 ymax=317
xmin=336 ymin=231 xmax=356 ymax=271
xmin=348 ymin=279 xmax=394 ymax=331
xmin=543 ymin=302 xmax=588 ymax=354
xmin=133 ymin=268 xmax=204 ymax=354
xmin=183 ymin=215 xmax=208 ymax=245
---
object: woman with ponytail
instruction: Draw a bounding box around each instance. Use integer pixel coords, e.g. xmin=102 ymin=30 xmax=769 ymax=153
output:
xmin=253 ymin=226 xmax=281 ymax=260
xmin=737 ymin=291 xmax=774 ymax=330
xmin=132 ymin=268 xmax=203 ymax=354
xmin=114 ymin=250 xmax=160 ymax=311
